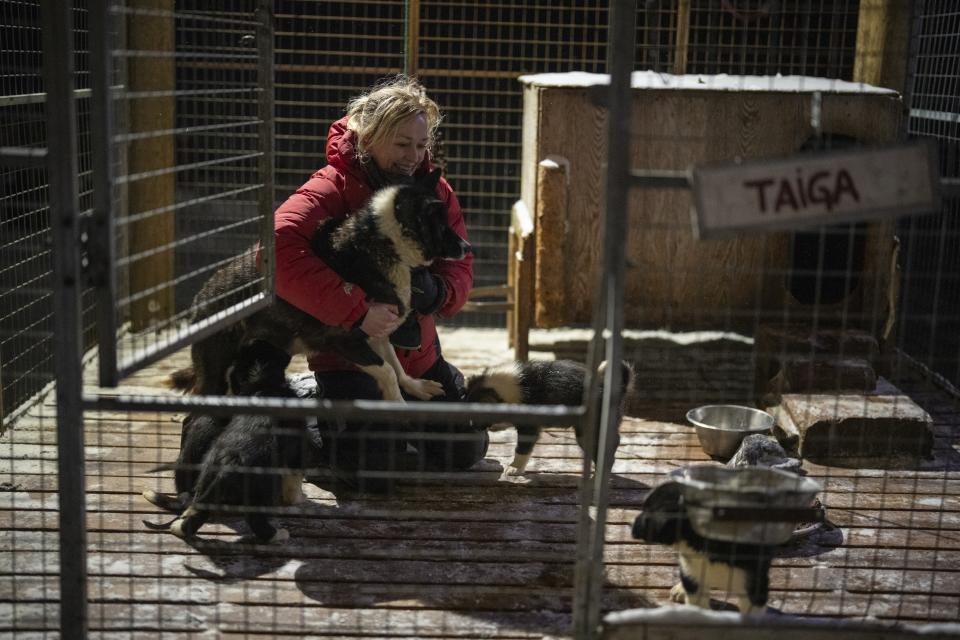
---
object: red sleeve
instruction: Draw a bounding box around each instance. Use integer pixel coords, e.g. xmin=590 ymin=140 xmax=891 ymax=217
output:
xmin=430 ymin=178 xmax=474 ymax=317
xmin=273 ymin=175 xmax=368 ymax=329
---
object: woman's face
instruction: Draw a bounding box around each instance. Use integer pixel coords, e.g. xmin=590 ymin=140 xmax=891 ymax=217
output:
xmin=368 ymin=112 xmax=430 ymax=175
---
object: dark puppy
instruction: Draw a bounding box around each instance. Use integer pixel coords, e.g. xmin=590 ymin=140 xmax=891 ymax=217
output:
xmin=142 ymin=413 xmax=230 ymax=513
xmin=172 ymin=168 xmax=470 ymax=401
xmin=143 ymin=352 xmax=304 ymax=513
xmin=632 ymin=481 xmax=773 ymax=615
xmin=146 ymin=340 xmax=322 ymax=543
xmin=465 ymin=359 xmax=634 ymax=479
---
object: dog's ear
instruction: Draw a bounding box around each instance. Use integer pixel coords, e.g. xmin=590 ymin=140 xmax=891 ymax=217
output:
xmin=632 ymin=480 xmax=685 ymax=544
xmin=418 ymin=167 xmax=442 ymax=192
xmin=643 ymin=480 xmax=684 ymax=511
xmin=463 ymin=372 xmax=485 ymax=400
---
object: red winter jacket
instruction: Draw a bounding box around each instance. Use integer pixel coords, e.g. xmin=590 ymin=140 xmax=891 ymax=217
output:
xmin=269 ymin=116 xmax=473 ymax=378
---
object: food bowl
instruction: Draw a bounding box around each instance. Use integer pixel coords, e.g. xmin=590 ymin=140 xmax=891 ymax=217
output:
xmin=678 ymin=464 xmax=822 ymax=544
xmin=686 ymin=405 xmax=775 ymax=459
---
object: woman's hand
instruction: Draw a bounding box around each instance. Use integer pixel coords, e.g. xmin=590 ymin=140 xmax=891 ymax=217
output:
xmin=359 ymin=303 xmax=403 ymax=338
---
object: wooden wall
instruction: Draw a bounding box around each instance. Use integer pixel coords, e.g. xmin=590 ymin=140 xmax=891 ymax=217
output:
xmin=521 ymin=81 xmax=903 ymax=333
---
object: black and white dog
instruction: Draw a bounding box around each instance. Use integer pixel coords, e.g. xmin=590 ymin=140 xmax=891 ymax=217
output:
xmin=632 ymin=481 xmax=773 ymax=616
xmin=146 ymin=340 xmax=322 ymax=543
xmin=171 ymin=168 xmax=470 ymax=402
xmin=465 ymin=359 xmax=634 ymax=478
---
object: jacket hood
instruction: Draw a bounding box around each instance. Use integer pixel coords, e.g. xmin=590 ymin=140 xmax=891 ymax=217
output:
xmin=325 ymin=115 xmax=433 ymax=179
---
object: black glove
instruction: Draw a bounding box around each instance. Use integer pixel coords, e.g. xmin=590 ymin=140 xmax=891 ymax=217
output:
xmin=389 ymin=314 xmax=421 ymax=350
xmin=410 ymin=267 xmax=446 ymax=315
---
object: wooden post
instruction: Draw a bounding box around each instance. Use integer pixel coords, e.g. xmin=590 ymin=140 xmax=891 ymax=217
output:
xmin=506 ymin=223 xmax=517 ymax=348
xmin=127 ymin=0 xmax=175 ymax=330
xmin=405 ymin=0 xmax=420 ymax=75
xmin=854 ymin=0 xmax=911 ymax=365
xmin=673 ymin=0 xmax=691 ymax=75
xmin=853 ymin=0 xmax=912 ymax=92
xmin=534 ymin=156 xmax=569 ymax=328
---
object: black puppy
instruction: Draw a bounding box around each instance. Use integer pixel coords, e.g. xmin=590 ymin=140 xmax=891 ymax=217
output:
xmin=146 ymin=340 xmax=322 ymax=543
xmin=465 ymin=359 xmax=634 ymax=479
xmin=170 ymin=168 xmax=469 ymax=403
xmin=632 ymin=481 xmax=773 ymax=615
xmin=142 ymin=413 xmax=229 ymax=513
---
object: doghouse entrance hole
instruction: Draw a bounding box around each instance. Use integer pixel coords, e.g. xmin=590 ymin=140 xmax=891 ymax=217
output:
xmin=787 ymin=134 xmax=868 ymax=305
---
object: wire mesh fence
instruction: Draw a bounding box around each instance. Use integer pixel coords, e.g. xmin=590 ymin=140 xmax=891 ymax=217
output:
xmin=101 ymin=0 xmax=274 ymax=380
xmin=0 ymin=0 xmax=79 ymax=427
xmin=900 ymin=0 xmax=960 ymax=390
xmin=638 ymin=0 xmax=861 ymax=77
xmin=2 ymin=0 xmax=960 ymax=638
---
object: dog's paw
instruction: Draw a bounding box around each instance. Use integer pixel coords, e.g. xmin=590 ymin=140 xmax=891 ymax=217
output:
xmin=401 ymin=377 xmax=445 ymax=400
xmin=169 ymin=518 xmax=190 ymax=540
xmin=499 ymin=467 xmax=532 ymax=484
xmin=669 ymin=582 xmax=688 ymax=604
xmin=270 ymin=528 xmax=290 ymax=543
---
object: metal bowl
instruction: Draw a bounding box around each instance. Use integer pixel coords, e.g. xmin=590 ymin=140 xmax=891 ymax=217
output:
xmin=677 ymin=464 xmax=822 ymax=544
xmin=686 ymin=405 xmax=775 ymax=459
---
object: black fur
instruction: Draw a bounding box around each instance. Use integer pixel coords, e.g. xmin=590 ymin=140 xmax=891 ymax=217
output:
xmin=632 ymin=481 xmax=774 ymax=612
xmin=172 ymin=168 xmax=470 ymax=396
xmin=464 ymin=359 xmax=634 ymax=472
xmin=145 ymin=340 xmax=323 ymax=543
xmin=143 ymin=413 xmax=229 ymax=513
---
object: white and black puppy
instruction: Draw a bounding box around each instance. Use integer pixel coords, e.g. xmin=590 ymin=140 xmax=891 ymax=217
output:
xmin=146 ymin=340 xmax=322 ymax=543
xmin=632 ymin=481 xmax=773 ymax=616
xmin=465 ymin=359 xmax=634 ymax=477
xmin=170 ymin=168 xmax=470 ymax=402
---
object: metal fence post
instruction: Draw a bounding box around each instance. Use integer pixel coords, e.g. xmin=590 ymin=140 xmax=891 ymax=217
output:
xmin=257 ymin=0 xmax=276 ymax=293
xmin=41 ymin=1 xmax=88 ymax=637
xmin=572 ymin=1 xmax=635 ymax=637
xmin=90 ymin=0 xmax=120 ymax=387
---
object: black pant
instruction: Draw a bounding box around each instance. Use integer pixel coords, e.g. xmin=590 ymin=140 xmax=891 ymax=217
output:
xmin=314 ymin=357 xmax=489 ymax=491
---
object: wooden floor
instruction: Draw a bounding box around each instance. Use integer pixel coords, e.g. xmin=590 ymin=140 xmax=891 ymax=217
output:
xmin=2 ymin=327 xmax=959 ymax=637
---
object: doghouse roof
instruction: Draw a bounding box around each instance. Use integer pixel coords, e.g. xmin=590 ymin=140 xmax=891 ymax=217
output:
xmin=518 ymin=70 xmax=899 ymax=95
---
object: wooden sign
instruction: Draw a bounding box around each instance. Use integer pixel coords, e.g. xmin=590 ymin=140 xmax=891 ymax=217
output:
xmin=691 ymin=142 xmax=940 ymax=238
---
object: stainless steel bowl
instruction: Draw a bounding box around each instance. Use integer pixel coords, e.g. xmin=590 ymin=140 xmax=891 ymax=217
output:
xmin=678 ymin=464 xmax=822 ymax=544
xmin=686 ymin=405 xmax=775 ymax=459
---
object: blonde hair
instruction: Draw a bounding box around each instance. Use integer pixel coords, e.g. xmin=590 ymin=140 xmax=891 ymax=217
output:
xmin=346 ymin=75 xmax=442 ymax=164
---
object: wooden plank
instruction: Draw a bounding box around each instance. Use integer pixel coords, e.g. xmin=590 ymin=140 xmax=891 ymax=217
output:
xmin=7 ymin=528 xmax=960 ymax=573
xmin=8 ymin=572 xmax=960 ymax=624
xmin=506 ymin=226 xmax=517 ymax=349
xmin=5 ymin=544 xmax=958 ymax=598
xmin=5 ymin=503 xmax=960 ymax=552
xmin=853 ymin=0 xmax=913 ymax=92
xmin=673 ymin=0 xmax=690 ymax=75
xmin=126 ymin=0 xmax=176 ymax=330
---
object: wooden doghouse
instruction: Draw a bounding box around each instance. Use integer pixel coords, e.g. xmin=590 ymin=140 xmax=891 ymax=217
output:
xmin=518 ymin=72 xmax=903 ymax=335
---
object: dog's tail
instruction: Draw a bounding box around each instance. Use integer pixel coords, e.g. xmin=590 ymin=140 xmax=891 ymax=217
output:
xmin=166 ymin=366 xmax=196 ymax=392
xmin=142 ymin=513 xmax=180 ymax=530
xmin=598 ymin=359 xmax=635 ymax=402
xmin=145 ymin=461 xmax=177 ymax=474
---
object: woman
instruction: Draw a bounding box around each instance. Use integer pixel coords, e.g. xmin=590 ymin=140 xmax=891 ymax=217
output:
xmin=272 ymin=75 xmax=488 ymax=492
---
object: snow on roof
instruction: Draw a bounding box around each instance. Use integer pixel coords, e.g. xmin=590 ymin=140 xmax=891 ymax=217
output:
xmin=518 ymin=70 xmax=898 ymax=95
